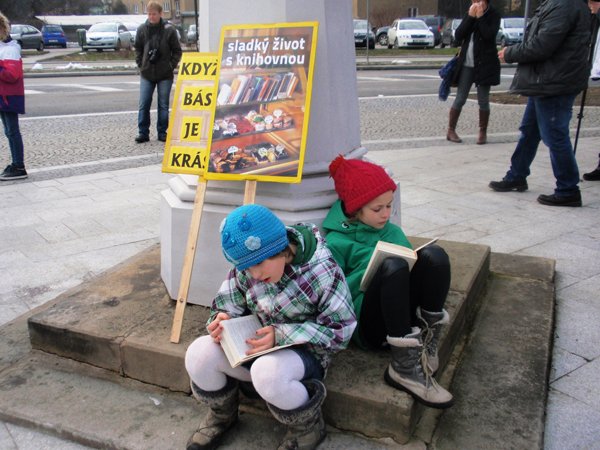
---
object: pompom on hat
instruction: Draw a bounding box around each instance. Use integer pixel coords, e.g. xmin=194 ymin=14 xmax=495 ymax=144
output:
xmin=220 ymin=204 xmax=289 ymax=271
xmin=328 ymin=155 xmax=397 ymax=215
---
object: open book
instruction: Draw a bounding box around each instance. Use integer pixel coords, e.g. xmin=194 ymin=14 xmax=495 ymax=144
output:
xmin=359 ymin=237 xmax=439 ymax=292
xmin=218 ymin=315 xmax=294 ymax=368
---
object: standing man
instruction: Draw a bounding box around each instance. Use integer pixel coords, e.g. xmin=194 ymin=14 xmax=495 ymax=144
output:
xmin=489 ymin=0 xmax=591 ymax=207
xmin=0 ymin=11 xmax=26 ymax=181
xmin=582 ymin=0 xmax=600 ymax=181
xmin=134 ymin=0 xmax=182 ymax=143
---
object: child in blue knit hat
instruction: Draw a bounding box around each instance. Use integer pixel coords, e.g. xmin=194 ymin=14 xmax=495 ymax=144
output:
xmin=185 ymin=204 xmax=356 ymax=450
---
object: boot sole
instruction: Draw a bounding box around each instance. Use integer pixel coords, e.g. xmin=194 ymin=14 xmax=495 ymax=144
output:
xmin=384 ymin=369 xmax=454 ymax=410
xmin=489 ymin=183 xmax=528 ymax=192
xmin=186 ymin=416 xmax=238 ymax=450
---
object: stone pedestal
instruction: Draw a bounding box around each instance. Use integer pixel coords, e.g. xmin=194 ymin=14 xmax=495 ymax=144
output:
xmin=160 ymin=0 xmax=393 ymax=305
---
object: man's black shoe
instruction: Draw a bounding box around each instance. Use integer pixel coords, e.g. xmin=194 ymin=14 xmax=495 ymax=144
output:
xmin=0 ymin=164 xmax=28 ymax=181
xmin=537 ymin=192 xmax=582 ymax=207
xmin=583 ymin=168 xmax=600 ymax=181
xmin=158 ymin=135 xmax=167 ymax=142
xmin=489 ymin=178 xmax=528 ymax=192
xmin=135 ymin=135 xmax=149 ymax=143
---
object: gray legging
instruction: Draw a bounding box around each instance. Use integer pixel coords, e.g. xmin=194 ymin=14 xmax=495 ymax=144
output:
xmin=451 ymin=65 xmax=491 ymax=112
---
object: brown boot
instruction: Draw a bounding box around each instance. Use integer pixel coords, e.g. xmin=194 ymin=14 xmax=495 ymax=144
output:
xmin=446 ymin=108 xmax=462 ymax=143
xmin=477 ymin=109 xmax=490 ymax=145
xmin=187 ymin=378 xmax=239 ymax=450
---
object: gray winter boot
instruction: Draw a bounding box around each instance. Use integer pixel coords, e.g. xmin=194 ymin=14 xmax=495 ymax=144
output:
xmin=384 ymin=328 xmax=453 ymax=409
xmin=187 ymin=377 xmax=239 ymax=450
xmin=267 ymin=379 xmax=327 ymax=450
xmin=417 ymin=307 xmax=450 ymax=374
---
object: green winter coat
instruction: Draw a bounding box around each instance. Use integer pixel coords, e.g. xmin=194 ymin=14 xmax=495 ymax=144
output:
xmin=322 ymin=200 xmax=411 ymax=347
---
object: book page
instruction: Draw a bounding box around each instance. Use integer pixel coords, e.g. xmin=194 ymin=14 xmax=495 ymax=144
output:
xmin=218 ymin=315 xmax=296 ymax=367
xmin=220 ymin=315 xmax=262 ymax=365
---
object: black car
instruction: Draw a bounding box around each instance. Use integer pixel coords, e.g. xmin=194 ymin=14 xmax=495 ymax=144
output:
xmin=414 ymin=15 xmax=445 ymax=46
xmin=353 ymin=19 xmax=375 ymax=49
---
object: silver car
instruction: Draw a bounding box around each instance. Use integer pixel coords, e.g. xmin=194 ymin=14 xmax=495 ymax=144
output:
xmin=10 ymin=24 xmax=44 ymax=51
xmin=84 ymin=22 xmax=133 ymax=51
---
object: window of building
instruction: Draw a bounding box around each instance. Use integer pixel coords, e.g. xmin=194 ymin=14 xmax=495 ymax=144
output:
xmin=407 ymin=7 xmax=418 ymax=17
xmin=175 ymin=0 xmax=180 ymax=16
xmin=163 ymin=1 xmax=170 ymax=12
xmin=134 ymin=4 xmax=139 ymax=13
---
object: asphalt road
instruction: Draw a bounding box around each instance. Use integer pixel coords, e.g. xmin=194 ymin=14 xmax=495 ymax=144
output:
xmin=14 ymin=68 xmax=600 ymax=179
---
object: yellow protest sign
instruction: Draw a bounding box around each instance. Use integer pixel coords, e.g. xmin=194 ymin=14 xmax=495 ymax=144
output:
xmin=162 ymin=53 xmax=218 ymax=175
xmin=202 ymin=22 xmax=318 ymax=184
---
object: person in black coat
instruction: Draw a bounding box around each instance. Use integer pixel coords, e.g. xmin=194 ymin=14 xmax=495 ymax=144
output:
xmin=446 ymin=0 xmax=501 ymax=145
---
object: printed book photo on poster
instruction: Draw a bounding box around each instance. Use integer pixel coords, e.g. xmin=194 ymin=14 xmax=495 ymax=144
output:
xmin=360 ymin=237 xmax=439 ymax=292
xmin=217 ymin=315 xmax=295 ymax=368
xmin=203 ymin=22 xmax=318 ymax=184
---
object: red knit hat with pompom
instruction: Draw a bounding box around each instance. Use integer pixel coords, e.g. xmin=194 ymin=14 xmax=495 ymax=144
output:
xmin=328 ymin=155 xmax=397 ymax=215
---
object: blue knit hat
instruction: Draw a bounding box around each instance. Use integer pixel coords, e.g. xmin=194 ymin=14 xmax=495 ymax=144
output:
xmin=220 ymin=204 xmax=289 ymax=270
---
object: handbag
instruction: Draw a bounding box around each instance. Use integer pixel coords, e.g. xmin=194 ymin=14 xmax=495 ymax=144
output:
xmin=438 ymin=49 xmax=462 ymax=101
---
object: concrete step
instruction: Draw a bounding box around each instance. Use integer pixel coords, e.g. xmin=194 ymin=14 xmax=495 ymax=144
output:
xmin=0 ymin=334 xmax=409 ymax=449
xmin=24 ymin=239 xmax=491 ymax=444
xmin=0 ymin=242 xmax=555 ymax=448
xmin=431 ymin=253 xmax=555 ymax=449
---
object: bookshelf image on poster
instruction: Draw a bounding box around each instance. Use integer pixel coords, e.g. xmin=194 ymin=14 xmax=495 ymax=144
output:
xmin=203 ymin=22 xmax=318 ymax=184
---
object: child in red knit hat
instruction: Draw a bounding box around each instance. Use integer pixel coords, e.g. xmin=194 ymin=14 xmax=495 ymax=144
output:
xmin=322 ymin=155 xmax=454 ymax=409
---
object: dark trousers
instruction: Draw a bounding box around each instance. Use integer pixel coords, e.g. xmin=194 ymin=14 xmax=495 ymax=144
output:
xmin=358 ymin=245 xmax=451 ymax=348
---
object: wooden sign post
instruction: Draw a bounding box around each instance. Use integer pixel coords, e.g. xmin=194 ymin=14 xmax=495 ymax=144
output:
xmin=170 ymin=178 xmax=208 ymax=343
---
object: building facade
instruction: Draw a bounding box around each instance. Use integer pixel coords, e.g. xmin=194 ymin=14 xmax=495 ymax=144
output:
xmin=119 ymin=0 xmax=198 ymax=34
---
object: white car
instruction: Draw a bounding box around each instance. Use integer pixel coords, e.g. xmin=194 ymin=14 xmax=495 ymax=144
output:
xmin=387 ymin=19 xmax=435 ymax=49
xmin=84 ymin=22 xmax=133 ymax=51
xmin=123 ymin=22 xmax=141 ymax=43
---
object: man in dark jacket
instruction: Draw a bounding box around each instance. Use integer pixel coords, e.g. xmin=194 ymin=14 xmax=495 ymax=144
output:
xmin=489 ymin=0 xmax=591 ymax=206
xmin=134 ymin=0 xmax=182 ymax=143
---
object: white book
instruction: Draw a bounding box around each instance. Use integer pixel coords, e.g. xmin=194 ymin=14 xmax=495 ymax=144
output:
xmin=218 ymin=315 xmax=294 ymax=368
xmin=359 ymin=237 xmax=439 ymax=292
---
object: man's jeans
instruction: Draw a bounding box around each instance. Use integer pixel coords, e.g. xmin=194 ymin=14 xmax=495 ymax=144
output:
xmin=0 ymin=111 xmax=24 ymax=167
xmin=138 ymin=77 xmax=173 ymax=138
xmin=505 ymin=94 xmax=580 ymax=196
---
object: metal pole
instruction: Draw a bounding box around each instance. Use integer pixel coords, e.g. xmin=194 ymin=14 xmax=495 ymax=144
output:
xmin=194 ymin=0 xmax=199 ymax=48
xmin=366 ymin=0 xmax=370 ymax=64
xmin=574 ymin=16 xmax=599 ymax=154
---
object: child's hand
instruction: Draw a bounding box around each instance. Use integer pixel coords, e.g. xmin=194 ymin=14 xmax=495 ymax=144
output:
xmin=207 ymin=312 xmax=230 ymax=343
xmin=246 ymin=325 xmax=275 ymax=355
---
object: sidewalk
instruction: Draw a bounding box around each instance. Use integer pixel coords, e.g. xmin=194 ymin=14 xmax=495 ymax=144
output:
xmin=1 ymin=135 xmax=599 ymax=448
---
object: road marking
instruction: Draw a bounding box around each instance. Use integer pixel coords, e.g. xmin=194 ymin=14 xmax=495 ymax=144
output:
xmin=358 ymin=75 xmax=439 ymax=81
xmin=55 ymin=83 xmax=123 ymax=92
xmin=24 ymin=89 xmax=44 ymax=95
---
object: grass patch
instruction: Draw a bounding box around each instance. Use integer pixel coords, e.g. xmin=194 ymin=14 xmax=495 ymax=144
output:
xmin=355 ymin=47 xmax=458 ymax=57
xmin=44 ymin=49 xmax=137 ymax=61
xmin=480 ymin=87 xmax=600 ymax=107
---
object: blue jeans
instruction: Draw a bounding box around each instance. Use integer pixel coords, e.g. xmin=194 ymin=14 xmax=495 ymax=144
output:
xmin=137 ymin=77 xmax=173 ymax=138
xmin=505 ymin=94 xmax=580 ymax=196
xmin=0 ymin=111 xmax=24 ymax=167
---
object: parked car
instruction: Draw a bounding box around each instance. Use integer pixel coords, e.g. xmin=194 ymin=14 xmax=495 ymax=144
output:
xmin=9 ymin=24 xmax=44 ymax=51
xmin=496 ymin=17 xmax=525 ymax=47
xmin=353 ymin=19 xmax=375 ymax=49
xmin=375 ymin=25 xmax=389 ymax=46
xmin=123 ymin=22 xmax=140 ymax=43
xmin=387 ymin=19 xmax=435 ymax=49
xmin=84 ymin=22 xmax=133 ymax=51
xmin=187 ymin=24 xmax=197 ymax=44
xmin=414 ymin=15 xmax=445 ymax=46
xmin=440 ymin=18 xmax=462 ymax=48
xmin=41 ymin=24 xmax=67 ymax=48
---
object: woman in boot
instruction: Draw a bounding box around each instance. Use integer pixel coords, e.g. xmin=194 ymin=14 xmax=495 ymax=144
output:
xmin=322 ymin=156 xmax=453 ymax=409
xmin=185 ymin=204 xmax=356 ymax=450
xmin=446 ymin=0 xmax=501 ymax=145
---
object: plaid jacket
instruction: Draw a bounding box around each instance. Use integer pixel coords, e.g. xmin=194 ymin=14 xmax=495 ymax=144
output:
xmin=209 ymin=224 xmax=356 ymax=371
